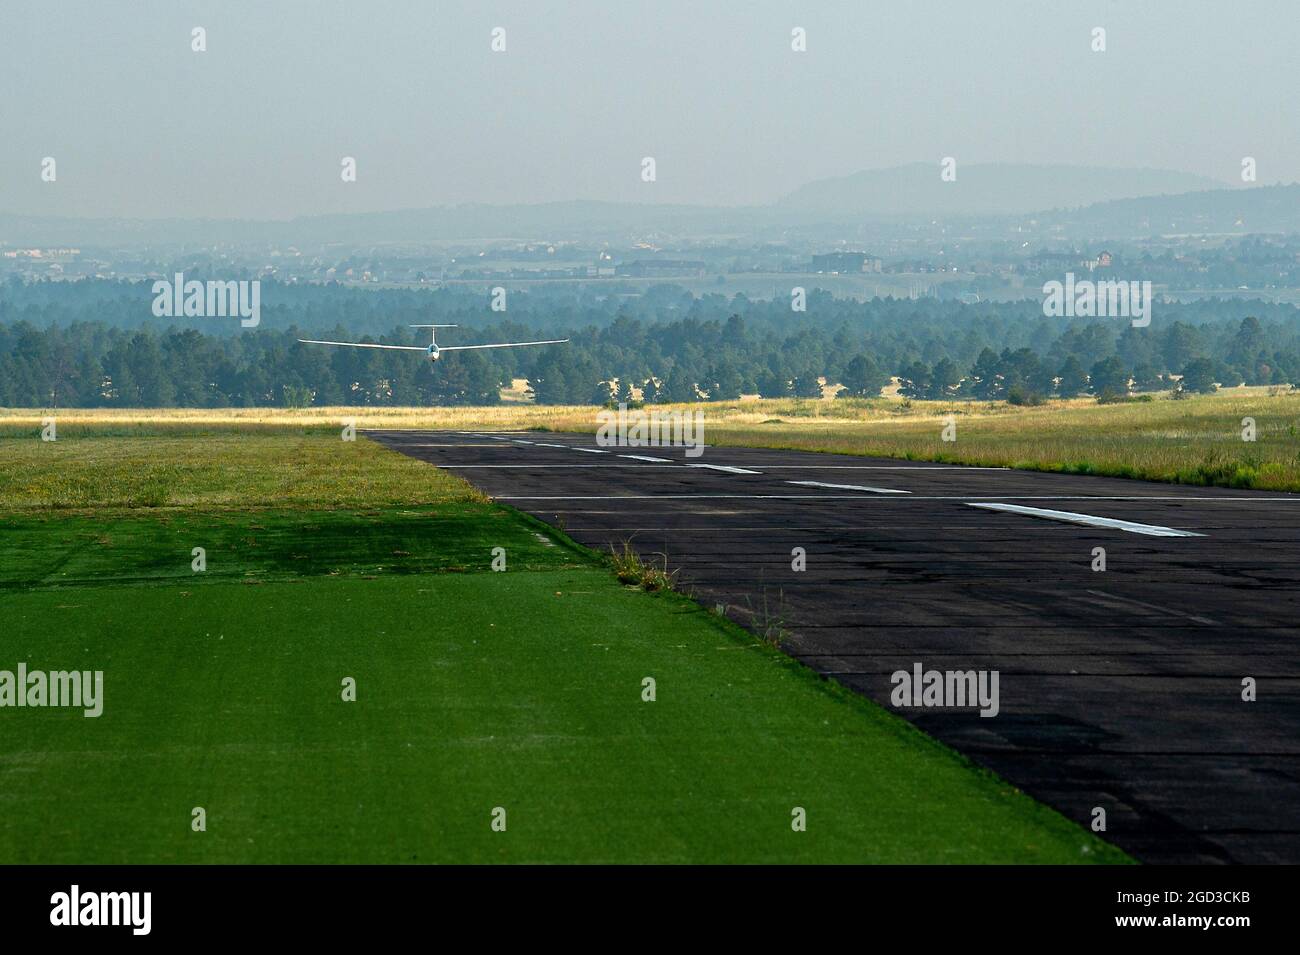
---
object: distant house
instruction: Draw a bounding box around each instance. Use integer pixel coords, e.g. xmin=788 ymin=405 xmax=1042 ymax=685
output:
xmin=1082 ymin=250 xmax=1114 ymax=271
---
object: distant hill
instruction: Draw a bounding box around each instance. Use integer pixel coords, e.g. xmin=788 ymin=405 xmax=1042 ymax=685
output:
xmin=777 ymin=162 xmax=1230 ymax=217
xmin=1035 ymin=183 xmax=1300 ymax=236
xmin=5 ymin=167 xmax=1296 ymax=249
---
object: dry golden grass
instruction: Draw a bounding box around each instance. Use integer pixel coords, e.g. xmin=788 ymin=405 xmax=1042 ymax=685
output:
xmin=696 ymin=391 xmax=1300 ymax=492
xmin=0 ymin=405 xmax=576 ymax=432
xmin=0 ymin=394 xmax=1037 ymax=432
xmin=5 ymin=385 xmax=1300 ymax=495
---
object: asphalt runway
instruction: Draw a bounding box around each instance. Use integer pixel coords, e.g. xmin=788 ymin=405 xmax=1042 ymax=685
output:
xmin=368 ymin=429 xmax=1300 ymax=864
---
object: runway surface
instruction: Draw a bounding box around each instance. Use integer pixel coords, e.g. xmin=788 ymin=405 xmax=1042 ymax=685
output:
xmin=368 ymin=429 xmax=1300 ymax=864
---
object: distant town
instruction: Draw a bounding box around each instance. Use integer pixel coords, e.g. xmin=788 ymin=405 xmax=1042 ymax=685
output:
xmin=4 ymin=230 xmax=1298 ymax=305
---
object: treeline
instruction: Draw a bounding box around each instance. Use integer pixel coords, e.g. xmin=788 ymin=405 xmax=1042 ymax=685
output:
xmin=895 ymin=315 xmax=1278 ymax=402
xmin=0 ymin=314 xmax=1291 ymax=408
xmin=2 ymin=279 xmax=1299 ymax=407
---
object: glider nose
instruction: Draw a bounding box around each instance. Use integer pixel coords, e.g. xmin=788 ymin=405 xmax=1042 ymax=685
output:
xmin=427 ymin=345 xmax=440 ymax=362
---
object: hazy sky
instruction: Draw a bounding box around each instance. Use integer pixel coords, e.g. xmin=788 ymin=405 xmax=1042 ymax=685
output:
xmin=1 ymin=0 xmax=1296 ymax=220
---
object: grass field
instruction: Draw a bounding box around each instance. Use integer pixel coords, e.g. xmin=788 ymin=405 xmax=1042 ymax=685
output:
xmin=0 ymin=422 xmax=1127 ymax=863
xmin=6 ymin=385 xmax=1300 ymax=493
xmin=696 ymin=389 xmax=1300 ymax=492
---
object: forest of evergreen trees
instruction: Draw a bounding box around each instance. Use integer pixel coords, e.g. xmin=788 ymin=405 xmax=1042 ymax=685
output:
xmin=1 ymin=278 xmax=1298 ymax=407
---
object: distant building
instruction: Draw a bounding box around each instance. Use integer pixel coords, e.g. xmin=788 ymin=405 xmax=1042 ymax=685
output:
xmin=617 ymin=260 xmax=707 ymax=278
xmin=811 ymin=251 xmax=881 ymax=273
xmin=1023 ymin=251 xmax=1078 ymax=272
xmin=1083 ymin=250 xmax=1114 ymax=271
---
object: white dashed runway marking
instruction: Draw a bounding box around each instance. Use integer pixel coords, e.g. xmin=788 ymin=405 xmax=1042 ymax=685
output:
xmin=967 ymin=502 xmax=1205 ymax=537
xmin=787 ymin=480 xmax=910 ymax=494
xmin=687 ymin=464 xmax=762 ymax=474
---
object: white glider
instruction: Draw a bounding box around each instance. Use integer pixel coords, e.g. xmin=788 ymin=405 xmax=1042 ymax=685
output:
xmin=299 ymin=324 xmax=568 ymax=362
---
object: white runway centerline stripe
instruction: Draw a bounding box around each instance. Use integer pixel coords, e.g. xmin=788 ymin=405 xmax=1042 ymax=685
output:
xmin=788 ymin=480 xmax=910 ymax=494
xmin=620 ymin=454 xmax=673 ymax=463
xmin=688 ymin=464 xmax=762 ymax=474
xmin=570 ymin=447 xmax=608 ymax=453
xmin=967 ymin=502 xmax=1205 ymax=537
xmin=754 ymin=465 xmax=1010 ymax=470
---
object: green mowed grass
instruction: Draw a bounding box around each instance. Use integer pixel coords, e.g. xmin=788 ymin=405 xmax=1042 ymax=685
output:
xmin=0 ymin=506 xmax=584 ymax=589
xmin=0 ymin=426 xmax=1129 ymax=863
xmin=1 ymin=565 xmax=1127 ymax=864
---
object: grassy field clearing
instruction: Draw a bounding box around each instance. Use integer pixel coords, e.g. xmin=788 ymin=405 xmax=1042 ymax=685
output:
xmin=6 ymin=386 xmax=1300 ymax=493
xmin=0 ymin=423 xmax=1126 ymax=863
xmin=699 ymin=390 xmax=1300 ymax=491
xmin=0 ymin=426 xmax=477 ymax=511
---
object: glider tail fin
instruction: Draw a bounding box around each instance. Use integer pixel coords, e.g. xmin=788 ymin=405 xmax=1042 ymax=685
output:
xmin=408 ymin=324 xmax=458 ymax=346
